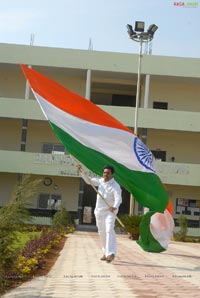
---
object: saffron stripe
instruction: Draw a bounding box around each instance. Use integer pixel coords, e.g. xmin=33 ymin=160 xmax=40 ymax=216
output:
xmin=21 ymin=64 xmax=131 ymax=132
xmin=35 ymin=91 xmax=154 ymax=173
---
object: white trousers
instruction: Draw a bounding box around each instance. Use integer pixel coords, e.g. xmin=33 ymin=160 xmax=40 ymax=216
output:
xmin=95 ymin=210 xmax=117 ymax=257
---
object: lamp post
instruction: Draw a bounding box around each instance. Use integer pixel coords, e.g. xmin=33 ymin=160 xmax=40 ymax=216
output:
xmin=127 ymin=22 xmax=158 ymax=215
xmin=127 ymin=21 xmax=158 ymax=135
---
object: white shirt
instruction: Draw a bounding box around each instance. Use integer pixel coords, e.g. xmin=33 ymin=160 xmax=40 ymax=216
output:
xmin=81 ymin=174 xmax=122 ymax=211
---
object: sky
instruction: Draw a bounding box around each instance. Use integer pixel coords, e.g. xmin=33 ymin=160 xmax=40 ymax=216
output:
xmin=0 ymin=0 xmax=200 ymax=58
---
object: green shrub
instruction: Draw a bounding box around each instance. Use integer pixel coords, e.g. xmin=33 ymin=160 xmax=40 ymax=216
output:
xmin=7 ymin=229 xmax=63 ymax=279
xmin=0 ymin=175 xmax=41 ymax=290
xmin=11 ymin=231 xmax=41 ymax=250
xmin=116 ymin=214 xmax=143 ymax=240
xmin=184 ymin=237 xmax=200 ymax=243
xmin=174 ymin=215 xmax=188 ymax=242
xmin=52 ymin=207 xmax=72 ymax=231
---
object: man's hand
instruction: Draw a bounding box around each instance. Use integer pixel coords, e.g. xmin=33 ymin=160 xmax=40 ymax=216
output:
xmin=109 ymin=206 xmax=117 ymax=213
xmin=76 ymin=164 xmax=83 ymax=172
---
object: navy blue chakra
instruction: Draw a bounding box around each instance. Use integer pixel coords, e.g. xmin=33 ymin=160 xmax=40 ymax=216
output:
xmin=133 ymin=138 xmax=155 ymax=172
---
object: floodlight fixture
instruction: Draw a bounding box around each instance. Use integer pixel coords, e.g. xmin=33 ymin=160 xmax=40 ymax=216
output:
xmin=127 ymin=21 xmax=158 ymax=42
xmin=147 ymin=24 xmax=158 ymax=38
xmin=135 ymin=21 xmax=145 ymax=32
xmin=127 ymin=24 xmax=136 ymax=38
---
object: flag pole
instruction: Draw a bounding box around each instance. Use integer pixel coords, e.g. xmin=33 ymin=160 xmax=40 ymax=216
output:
xmin=70 ymin=155 xmax=125 ymax=228
xmin=18 ymin=33 xmax=35 ymax=183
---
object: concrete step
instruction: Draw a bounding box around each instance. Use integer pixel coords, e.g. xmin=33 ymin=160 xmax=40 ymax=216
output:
xmin=76 ymin=224 xmax=98 ymax=232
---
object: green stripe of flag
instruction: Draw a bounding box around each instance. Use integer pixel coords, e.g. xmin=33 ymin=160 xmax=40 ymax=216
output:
xmin=51 ymin=122 xmax=168 ymax=212
xmin=137 ymin=211 xmax=166 ymax=253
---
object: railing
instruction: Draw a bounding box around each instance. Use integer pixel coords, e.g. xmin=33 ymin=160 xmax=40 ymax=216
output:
xmin=0 ymin=98 xmax=200 ymax=132
xmin=0 ymin=150 xmax=97 ymax=178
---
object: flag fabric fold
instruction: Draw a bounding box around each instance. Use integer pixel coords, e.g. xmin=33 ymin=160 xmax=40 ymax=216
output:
xmin=21 ymin=64 xmax=174 ymax=252
xmin=137 ymin=201 xmax=174 ymax=252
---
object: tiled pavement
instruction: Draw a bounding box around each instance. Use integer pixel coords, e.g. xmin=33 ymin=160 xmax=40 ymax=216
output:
xmin=2 ymin=231 xmax=200 ymax=298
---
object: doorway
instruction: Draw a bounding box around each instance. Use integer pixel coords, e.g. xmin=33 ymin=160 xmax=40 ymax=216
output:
xmin=81 ymin=182 xmax=130 ymax=225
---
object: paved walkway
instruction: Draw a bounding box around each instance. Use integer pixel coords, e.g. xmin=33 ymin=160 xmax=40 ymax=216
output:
xmin=2 ymin=231 xmax=200 ymax=298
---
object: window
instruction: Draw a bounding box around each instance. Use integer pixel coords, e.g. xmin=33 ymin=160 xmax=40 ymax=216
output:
xmin=189 ymin=200 xmax=196 ymax=207
xmin=42 ymin=143 xmax=65 ymax=154
xmin=91 ymin=93 xmax=112 ymax=105
xmin=91 ymin=81 xmax=136 ymax=106
xmin=153 ymin=101 xmax=168 ymax=110
xmin=151 ymin=150 xmax=166 ymax=162
xmin=112 ymin=94 xmax=136 ymax=107
xmin=38 ymin=194 xmax=61 ymax=210
xmin=176 ymin=198 xmax=200 ymax=216
xmin=91 ymin=93 xmax=136 ymax=107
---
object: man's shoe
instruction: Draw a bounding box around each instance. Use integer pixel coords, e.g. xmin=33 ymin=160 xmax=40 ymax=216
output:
xmin=106 ymin=254 xmax=115 ymax=263
xmin=100 ymin=255 xmax=107 ymax=261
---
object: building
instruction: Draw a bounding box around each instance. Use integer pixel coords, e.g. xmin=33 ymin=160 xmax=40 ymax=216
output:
xmin=0 ymin=43 xmax=200 ymax=227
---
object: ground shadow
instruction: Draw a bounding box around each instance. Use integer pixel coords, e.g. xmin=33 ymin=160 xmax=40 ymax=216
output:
xmin=114 ymin=260 xmax=200 ymax=272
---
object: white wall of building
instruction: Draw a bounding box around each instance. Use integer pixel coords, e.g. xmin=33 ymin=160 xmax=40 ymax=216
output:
xmin=148 ymin=77 xmax=200 ymax=112
xmin=0 ymin=173 xmax=79 ymax=212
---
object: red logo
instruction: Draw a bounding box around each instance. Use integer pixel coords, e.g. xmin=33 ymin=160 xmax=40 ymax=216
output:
xmin=173 ymin=1 xmax=199 ymax=7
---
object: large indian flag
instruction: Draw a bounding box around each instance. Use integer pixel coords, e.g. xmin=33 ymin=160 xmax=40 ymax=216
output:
xmin=21 ymin=64 xmax=174 ymax=252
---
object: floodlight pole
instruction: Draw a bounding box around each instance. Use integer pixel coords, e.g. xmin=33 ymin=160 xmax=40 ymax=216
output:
xmin=127 ymin=22 xmax=158 ymax=216
xmin=127 ymin=22 xmax=158 ymax=135
xmin=129 ymin=38 xmax=143 ymax=216
xmin=134 ymin=38 xmax=143 ymax=135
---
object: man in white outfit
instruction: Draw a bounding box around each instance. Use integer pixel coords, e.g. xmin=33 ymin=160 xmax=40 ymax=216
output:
xmin=78 ymin=165 xmax=122 ymax=263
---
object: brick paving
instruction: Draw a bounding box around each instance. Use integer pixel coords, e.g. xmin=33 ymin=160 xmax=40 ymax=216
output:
xmin=114 ymin=236 xmax=200 ymax=297
xmin=2 ymin=231 xmax=200 ymax=298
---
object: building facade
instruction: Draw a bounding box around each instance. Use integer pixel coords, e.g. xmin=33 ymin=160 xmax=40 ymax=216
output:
xmin=0 ymin=43 xmax=200 ymax=227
